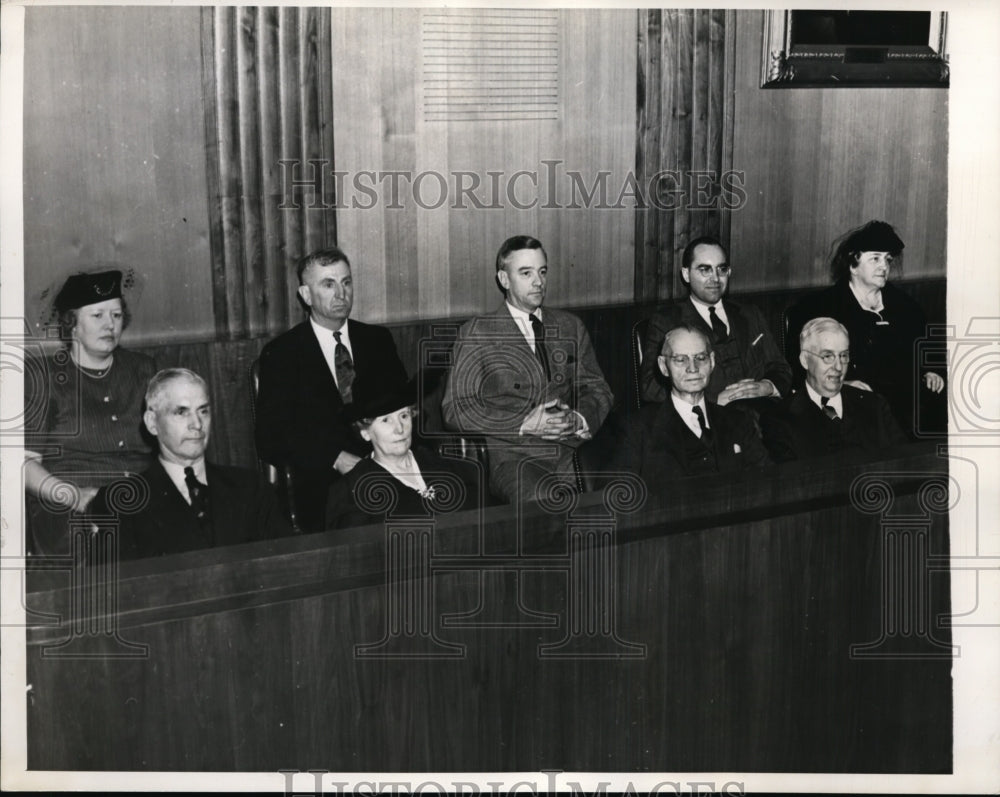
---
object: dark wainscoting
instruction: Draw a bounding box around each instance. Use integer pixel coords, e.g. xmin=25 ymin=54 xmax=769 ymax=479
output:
xmin=25 ymin=446 xmax=951 ymax=772
xmin=133 ymin=277 xmax=945 ymax=470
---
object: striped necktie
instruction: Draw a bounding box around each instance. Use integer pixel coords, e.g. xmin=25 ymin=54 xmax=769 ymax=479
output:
xmin=821 ymin=396 xmax=840 ymax=421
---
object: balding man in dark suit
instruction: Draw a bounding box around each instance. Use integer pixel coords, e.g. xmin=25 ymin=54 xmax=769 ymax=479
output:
xmin=762 ymin=317 xmax=907 ymax=462
xmin=613 ymin=324 xmax=770 ymax=482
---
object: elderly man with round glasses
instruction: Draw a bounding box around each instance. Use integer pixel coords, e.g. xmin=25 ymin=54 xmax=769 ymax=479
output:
xmin=762 ymin=317 xmax=907 ymax=462
xmin=612 ymin=324 xmax=770 ymax=482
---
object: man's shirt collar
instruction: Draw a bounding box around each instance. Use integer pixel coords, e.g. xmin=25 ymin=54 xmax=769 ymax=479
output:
xmin=160 ymin=457 xmax=208 ymax=505
xmin=805 ymin=381 xmax=843 ymax=417
xmin=671 ymin=392 xmax=709 ymax=438
xmin=689 ymin=295 xmax=729 ymax=329
xmin=506 ymin=302 xmax=542 ymax=350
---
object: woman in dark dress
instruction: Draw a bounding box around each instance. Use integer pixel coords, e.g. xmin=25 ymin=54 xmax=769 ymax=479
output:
xmin=325 ymin=380 xmax=484 ymax=529
xmin=24 ymin=270 xmax=157 ymax=554
xmin=786 ymin=220 xmax=946 ymax=437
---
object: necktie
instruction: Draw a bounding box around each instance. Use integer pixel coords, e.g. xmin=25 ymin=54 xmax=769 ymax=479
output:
xmin=184 ymin=466 xmax=211 ymax=529
xmin=708 ymin=306 xmax=728 ymax=342
xmin=821 ymin=396 xmax=840 ymax=421
xmin=529 ymin=313 xmax=551 ymax=382
xmin=333 ymin=330 xmax=355 ymax=403
xmin=692 ymin=405 xmax=710 ymax=438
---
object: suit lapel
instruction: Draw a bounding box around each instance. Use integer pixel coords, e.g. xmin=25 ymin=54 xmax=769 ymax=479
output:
xmin=652 ymin=401 xmax=694 ymax=469
xmin=494 ymin=303 xmax=548 ymax=386
xmin=705 ymin=403 xmax=722 ymax=458
xmin=346 ymin=319 xmax=369 ymax=382
xmin=839 ymin=387 xmax=866 ymax=439
xmin=681 ymin=300 xmax=713 ymax=339
xmin=723 ymin=301 xmax=749 ymax=345
xmin=302 ymin=320 xmax=345 ymax=405
xmin=706 ymin=403 xmax=740 ymax=466
xmin=791 ymin=390 xmax=827 ymax=436
xmin=206 ymin=465 xmax=243 ymax=547
xmin=143 ymin=461 xmax=199 ymax=543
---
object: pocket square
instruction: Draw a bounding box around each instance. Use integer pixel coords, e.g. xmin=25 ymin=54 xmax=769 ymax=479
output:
xmin=733 ymin=443 xmax=742 ymax=453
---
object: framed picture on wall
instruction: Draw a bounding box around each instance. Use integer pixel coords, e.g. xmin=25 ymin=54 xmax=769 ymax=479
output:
xmin=761 ymin=10 xmax=949 ymax=88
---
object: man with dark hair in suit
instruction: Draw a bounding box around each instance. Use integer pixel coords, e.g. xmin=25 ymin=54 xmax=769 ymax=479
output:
xmin=640 ymin=236 xmax=791 ymax=409
xmin=442 ymin=235 xmax=613 ymax=504
xmin=762 ymin=317 xmax=908 ymax=462
xmin=104 ymin=368 xmax=290 ymax=559
xmin=615 ymin=325 xmax=770 ymax=481
xmin=255 ymin=247 xmax=408 ymax=531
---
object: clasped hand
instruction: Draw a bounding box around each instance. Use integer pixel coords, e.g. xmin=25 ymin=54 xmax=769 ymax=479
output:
xmin=521 ymin=399 xmax=589 ymax=440
xmin=716 ymin=379 xmax=775 ymax=406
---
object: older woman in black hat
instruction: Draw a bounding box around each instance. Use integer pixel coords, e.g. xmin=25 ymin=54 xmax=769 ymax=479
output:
xmin=325 ymin=379 xmax=483 ymax=529
xmin=786 ymin=220 xmax=946 ymax=436
xmin=24 ymin=269 xmax=157 ymax=554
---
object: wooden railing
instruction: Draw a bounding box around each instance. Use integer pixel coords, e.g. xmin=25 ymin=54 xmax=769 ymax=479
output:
xmin=25 ymin=444 xmax=951 ymax=773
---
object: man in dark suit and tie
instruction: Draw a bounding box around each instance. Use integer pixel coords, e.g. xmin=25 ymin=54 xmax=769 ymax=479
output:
xmin=640 ymin=236 xmax=791 ymax=409
xmin=442 ymin=235 xmax=613 ymax=504
xmin=614 ymin=324 xmax=770 ymax=481
xmin=255 ymin=247 xmax=408 ymax=531
xmin=104 ymin=368 xmax=290 ymax=560
xmin=762 ymin=317 xmax=908 ymax=462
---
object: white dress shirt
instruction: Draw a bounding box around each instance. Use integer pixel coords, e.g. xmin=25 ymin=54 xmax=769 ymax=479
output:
xmin=506 ymin=303 xmax=590 ymax=437
xmin=506 ymin=302 xmax=542 ymax=353
xmin=310 ymin=317 xmax=353 ymax=388
xmin=671 ymin=393 xmax=710 ymax=438
xmin=160 ymin=457 xmax=208 ymax=505
xmin=689 ymin=295 xmax=779 ymax=397
xmin=689 ymin=295 xmax=730 ymax=335
xmin=805 ymin=382 xmax=844 ymax=418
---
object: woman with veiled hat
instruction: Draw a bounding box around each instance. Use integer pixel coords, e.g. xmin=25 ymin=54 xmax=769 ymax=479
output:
xmin=24 ymin=269 xmax=157 ymax=555
xmin=324 ymin=379 xmax=484 ymax=530
xmin=786 ymin=220 xmax=946 ymax=437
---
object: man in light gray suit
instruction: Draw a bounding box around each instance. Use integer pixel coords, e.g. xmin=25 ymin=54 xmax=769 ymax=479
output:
xmin=442 ymin=235 xmax=613 ymax=504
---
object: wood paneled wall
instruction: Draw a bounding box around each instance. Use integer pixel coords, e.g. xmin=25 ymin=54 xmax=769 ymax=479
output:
xmin=202 ymin=7 xmax=337 ymax=339
xmin=22 ymin=7 xmax=214 ymax=344
xmin=727 ymin=11 xmax=948 ymax=291
xmin=20 ymin=8 xmax=948 ymax=340
xmin=635 ymin=9 xmax=734 ymax=302
xmin=331 ymin=8 xmax=636 ymax=323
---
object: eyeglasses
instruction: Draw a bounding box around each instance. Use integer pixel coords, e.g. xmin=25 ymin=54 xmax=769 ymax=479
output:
xmin=692 ymin=264 xmax=731 ymax=278
xmin=803 ymin=350 xmax=850 ymax=366
xmin=665 ymin=353 xmax=712 ymax=368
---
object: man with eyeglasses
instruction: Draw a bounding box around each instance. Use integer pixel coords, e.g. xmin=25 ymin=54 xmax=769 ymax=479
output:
xmin=613 ymin=325 xmax=769 ymax=481
xmin=762 ymin=317 xmax=906 ymax=462
xmin=640 ymin=236 xmax=791 ymax=409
